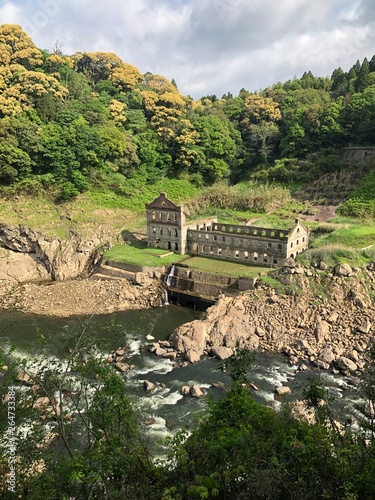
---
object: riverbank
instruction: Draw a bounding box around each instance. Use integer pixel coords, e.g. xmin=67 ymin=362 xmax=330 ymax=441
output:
xmin=170 ymin=260 xmax=375 ymax=375
xmin=1 ymin=258 xmax=374 ymax=378
xmin=0 ymin=278 xmax=161 ymax=317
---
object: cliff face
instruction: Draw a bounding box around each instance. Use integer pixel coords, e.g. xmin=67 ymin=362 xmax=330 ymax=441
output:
xmin=170 ymin=262 xmax=375 ymax=374
xmin=0 ymin=224 xmax=105 ymax=282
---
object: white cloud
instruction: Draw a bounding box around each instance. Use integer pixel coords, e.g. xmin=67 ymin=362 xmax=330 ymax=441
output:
xmin=0 ymin=2 xmax=23 ymax=24
xmin=0 ymin=0 xmax=374 ymax=98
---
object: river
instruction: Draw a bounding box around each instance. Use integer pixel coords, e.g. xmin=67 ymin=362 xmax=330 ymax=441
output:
xmin=0 ymin=305 xmax=364 ymax=453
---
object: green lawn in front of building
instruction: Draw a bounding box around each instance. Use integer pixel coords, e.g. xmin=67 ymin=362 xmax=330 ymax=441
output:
xmin=182 ymin=256 xmax=272 ymax=278
xmin=104 ymin=241 xmax=187 ymax=268
xmin=105 ymin=242 xmax=272 ymax=277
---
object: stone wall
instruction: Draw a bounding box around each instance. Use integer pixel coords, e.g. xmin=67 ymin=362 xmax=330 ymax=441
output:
xmin=186 ymin=229 xmax=287 ymax=266
xmin=165 ymin=265 xmax=238 ymax=300
xmin=106 ymin=260 xmax=164 ymax=275
xmin=342 ymin=147 xmax=375 ymax=162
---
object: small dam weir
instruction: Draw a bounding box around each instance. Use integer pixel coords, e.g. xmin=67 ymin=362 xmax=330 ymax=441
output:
xmin=162 ymin=263 xmax=255 ymax=311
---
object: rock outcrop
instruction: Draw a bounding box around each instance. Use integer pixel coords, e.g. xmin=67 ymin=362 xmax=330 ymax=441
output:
xmin=170 ymin=266 xmax=375 ymax=375
xmin=0 ymin=223 xmax=106 ymax=282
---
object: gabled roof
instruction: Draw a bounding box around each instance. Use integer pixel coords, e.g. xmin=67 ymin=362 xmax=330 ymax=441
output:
xmin=146 ymin=192 xmax=180 ymax=210
xmin=287 ymin=219 xmax=309 ymax=237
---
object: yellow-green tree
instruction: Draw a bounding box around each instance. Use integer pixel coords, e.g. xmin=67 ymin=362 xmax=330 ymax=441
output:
xmin=109 ymin=62 xmax=143 ymax=92
xmin=0 ymin=24 xmax=43 ymax=69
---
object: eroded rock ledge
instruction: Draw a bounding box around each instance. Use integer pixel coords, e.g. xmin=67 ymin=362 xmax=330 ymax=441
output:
xmin=170 ymin=263 xmax=375 ymax=375
xmin=0 ymin=223 xmax=105 ymax=282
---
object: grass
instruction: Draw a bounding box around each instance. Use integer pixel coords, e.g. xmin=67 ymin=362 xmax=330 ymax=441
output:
xmin=338 ymin=167 xmax=375 ymax=217
xmin=181 ymin=256 xmax=271 ymax=278
xmin=185 ymin=182 xmax=292 ymax=218
xmin=311 ymin=224 xmax=375 ymax=250
xmin=301 ymin=245 xmax=375 ymax=267
xmin=0 ymin=193 xmax=141 ymax=239
xmin=104 ymin=244 xmax=273 ymax=277
xmin=104 ymin=241 xmax=187 ymax=268
xmin=89 ymin=178 xmax=200 ymax=213
xmin=0 ymin=178 xmax=200 ymax=238
xmin=298 ymin=220 xmax=375 ymax=267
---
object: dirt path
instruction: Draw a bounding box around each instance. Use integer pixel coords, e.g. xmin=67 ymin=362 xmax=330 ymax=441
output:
xmin=298 ymin=205 xmax=339 ymax=223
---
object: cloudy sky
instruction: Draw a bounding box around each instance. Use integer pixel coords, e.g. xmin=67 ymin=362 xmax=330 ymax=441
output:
xmin=1 ymin=0 xmax=375 ymax=98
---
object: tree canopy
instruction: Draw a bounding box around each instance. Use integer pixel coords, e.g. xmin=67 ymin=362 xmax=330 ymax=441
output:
xmin=1 ymin=24 xmax=375 ymax=197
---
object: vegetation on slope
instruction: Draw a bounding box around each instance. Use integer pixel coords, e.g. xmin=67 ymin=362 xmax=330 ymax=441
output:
xmin=0 ymin=23 xmax=375 ymax=213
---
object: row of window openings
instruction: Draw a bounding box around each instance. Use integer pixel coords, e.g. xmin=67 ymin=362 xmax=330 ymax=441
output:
xmin=290 ymin=238 xmax=305 ymax=248
xmin=152 ymin=227 xmax=178 ymax=237
xmin=212 ymin=225 xmax=295 ymax=238
xmin=194 ymin=232 xmax=284 ymax=249
xmin=196 ymin=246 xmax=277 ymax=264
xmin=151 ymin=211 xmax=178 ymax=222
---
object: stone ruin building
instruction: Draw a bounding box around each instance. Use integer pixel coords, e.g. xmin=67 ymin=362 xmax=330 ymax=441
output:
xmin=146 ymin=193 xmax=309 ymax=267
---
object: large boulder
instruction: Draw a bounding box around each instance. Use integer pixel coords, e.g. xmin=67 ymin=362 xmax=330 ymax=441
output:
xmin=284 ymin=257 xmax=296 ymax=268
xmin=180 ymin=386 xmax=191 ymax=396
xmin=211 ymin=346 xmax=233 ymax=360
xmin=358 ymin=319 xmax=372 ymax=334
xmin=115 ymin=362 xmax=130 ymax=373
xmin=191 ymin=385 xmax=205 ymax=398
xmin=170 ymin=320 xmax=207 ymax=357
xmin=315 ymin=317 xmax=331 ymax=343
xmin=275 ymin=386 xmax=292 ymax=396
xmin=185 ymin=350 xmax=201 ymax=363
xmin=334 ymin=263 xmax=352 ymax=277
xmin=335 ymin=357 xmax=358 ymax=373
xmin=318 ymin=346 xmax=336 ymax=365
xmin=143 ymin=380 xmax=156 ymax=392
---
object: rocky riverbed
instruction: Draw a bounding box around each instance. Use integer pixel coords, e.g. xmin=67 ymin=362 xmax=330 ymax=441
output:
xmin=169 ymin=260 xmax=375 ymax=376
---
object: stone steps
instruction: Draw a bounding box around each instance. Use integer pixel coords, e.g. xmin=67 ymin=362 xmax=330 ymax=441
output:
xmin=93 ymin=264 xmax=136 ymax=281
xmin=90 ymin=273 xmax=128 ymax=282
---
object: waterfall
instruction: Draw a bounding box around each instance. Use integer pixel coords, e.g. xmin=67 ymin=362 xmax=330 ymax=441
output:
xmin=164 ymin=289 xmax=169 ymax=306
xmin=165 ymin=265 xmax=176 ymax=287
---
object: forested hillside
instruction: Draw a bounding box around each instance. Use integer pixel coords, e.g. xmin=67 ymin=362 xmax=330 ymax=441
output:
xmin=1 ymin=23 xmax=375 ymax=200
